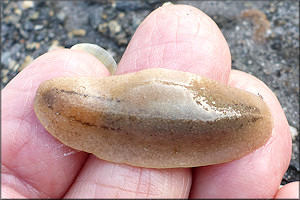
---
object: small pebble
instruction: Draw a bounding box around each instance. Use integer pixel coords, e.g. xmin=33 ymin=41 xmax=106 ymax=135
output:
xmin=2 ymin=69 xmax=10 ymax=77
xmin=108 ymin=20 xmax=121 ymax=34
xmin=49 ymin=10 xmax=54 ymax=17
xmin=48 ymin=40 xmax=64 ymax=52
xmin=98 ymin=22 xmax=108 ymax=34
xmin=70 ymin=29 xmax=86 ymax=37
xmin=13 ymin=8 xmax=22 ymax=15
xmin=290 ymin=126 xmax=298 ymax=141
xmin=118 ymin=12 xmax=125 ymax=19
xmin=28 ymin=11 xmax=39 ymax=20
xmin=18 ymin=55 xmax=34 ymax=72
xmin=4 ymin=14 xmax=21 ymax=24
xmin=26 ymin=42 xmax=41 ymax=50
xmin=1 ymin=52 xmax=11 ymax=66
xmin=34 ymin=24 xmax=44 ymax=31
xmin=21 ymin=1 xmax=35 ymax=10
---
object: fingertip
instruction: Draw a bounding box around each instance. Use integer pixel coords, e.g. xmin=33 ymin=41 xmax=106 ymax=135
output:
xmin=228 ymin=69 xmax=291 ymax=166
xmin=275 ymin=182 xmax=299 ymax=199
xmin=190 ymin=70 xmax=292 ymax=198
xmin=117 ymin=3 xmax=231 ymax=83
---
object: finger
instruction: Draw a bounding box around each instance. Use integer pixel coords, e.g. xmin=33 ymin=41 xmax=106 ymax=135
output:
xmin=64 ymin=155 xmax=191 ymax=198
xmin=116 ymin=3 xmax=231 ymax=83
xmin=275 ymin=181 xmax=299 ymax=199
xmin=65 ymin=3 xmax=230 ymax=198
xmin=190 ymin=70 xmax=292 ymax=198
xmin=1 ymin=49 xmax=110 ymax=198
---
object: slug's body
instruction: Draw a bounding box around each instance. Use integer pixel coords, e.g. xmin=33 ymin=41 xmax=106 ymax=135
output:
xmin=34 ymin=68 xmax=273 ymax=168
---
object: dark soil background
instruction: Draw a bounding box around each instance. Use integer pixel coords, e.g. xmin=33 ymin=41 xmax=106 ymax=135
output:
xmin=1 ymin=0 xmax=299 ymax=185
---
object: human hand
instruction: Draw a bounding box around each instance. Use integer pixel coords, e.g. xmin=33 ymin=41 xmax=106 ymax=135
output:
xmin=2 ymin=3 xmax=298 ymax=198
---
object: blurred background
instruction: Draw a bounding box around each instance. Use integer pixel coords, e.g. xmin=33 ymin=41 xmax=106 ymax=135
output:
xmin=1 ymin=0 xmax=299 ymax=185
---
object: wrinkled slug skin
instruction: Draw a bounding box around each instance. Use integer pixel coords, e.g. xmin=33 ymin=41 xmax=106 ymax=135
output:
xmin=33 ymin=68 xmax=273 ymax=168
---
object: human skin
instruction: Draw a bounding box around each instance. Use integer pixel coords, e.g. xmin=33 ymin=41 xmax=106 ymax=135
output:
xmin=1 ymin=4 xmax=298 ymax=198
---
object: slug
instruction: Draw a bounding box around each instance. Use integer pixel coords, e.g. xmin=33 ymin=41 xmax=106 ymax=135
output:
xmin=33 ymin=68 xmax=273 ymax=168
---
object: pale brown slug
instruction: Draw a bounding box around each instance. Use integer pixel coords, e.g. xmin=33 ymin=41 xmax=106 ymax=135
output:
xmin=33 ymin=68 xmax=273 ymax=168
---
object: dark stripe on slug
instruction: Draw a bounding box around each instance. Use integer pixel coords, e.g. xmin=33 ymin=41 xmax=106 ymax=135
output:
xmin=69 ymin=115 xmax=98 ymax=128
xmin=50 ymin=88 xmax=122 ymax=103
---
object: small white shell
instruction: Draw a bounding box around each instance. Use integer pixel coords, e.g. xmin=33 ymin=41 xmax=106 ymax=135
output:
xmin=162 ymin=2 xmax=173 ymax=7
xmin=71 ymin=43 xmax=117 ymax=75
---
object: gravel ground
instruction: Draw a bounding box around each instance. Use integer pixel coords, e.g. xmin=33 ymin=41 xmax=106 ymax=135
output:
xmin=1 ymin=1 xmax=299 ymax=185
